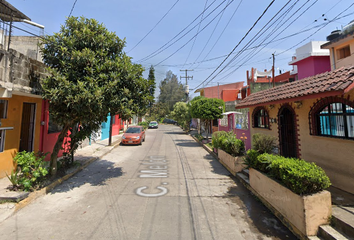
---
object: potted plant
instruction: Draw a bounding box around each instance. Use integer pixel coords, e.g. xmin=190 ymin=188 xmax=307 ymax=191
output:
xmin=212 ymin=131 xmax=245 ymax=176
xmin=244 ymin=134 xmax=332 ymax=238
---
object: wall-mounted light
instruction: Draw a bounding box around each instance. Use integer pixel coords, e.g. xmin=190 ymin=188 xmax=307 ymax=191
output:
xmin=294 ymin=101 xmax=303 ymax=109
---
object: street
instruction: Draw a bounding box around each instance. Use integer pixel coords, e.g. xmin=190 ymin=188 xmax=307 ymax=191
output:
xmin=0 ymin=125 xmax=296 ymax=240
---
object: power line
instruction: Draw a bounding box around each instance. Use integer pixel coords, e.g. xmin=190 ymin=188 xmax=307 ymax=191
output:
xmin=69 ymin=0 xmax=78 ymax=17
xmin=182 ymin=0 xmax=210 ymax=68
xmin=154 ymin=0 xmax=236 ymax=66
xmin=193 ymin=0 xmax=276 ymax=90
xmin=127 ymin=0 xmax=180 ymax=53
xmin=137 ymin=0 xmax=224 ymax=62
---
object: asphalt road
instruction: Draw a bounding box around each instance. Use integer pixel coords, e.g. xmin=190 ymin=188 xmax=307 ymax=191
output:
xmin=0 ymin=125 xmax=296 ymax=240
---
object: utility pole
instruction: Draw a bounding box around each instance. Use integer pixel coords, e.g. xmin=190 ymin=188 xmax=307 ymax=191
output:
xmin=272 ymin=53 xmax=275 ymax=88
xmin=180 ymin=69 xmax=193 ymax=101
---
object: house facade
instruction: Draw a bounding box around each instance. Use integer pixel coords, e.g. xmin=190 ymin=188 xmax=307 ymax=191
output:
xmin=236 ymin=66 xmax=354 ymax=195
xmin=288 ymin=41 xmax=331 ymax=80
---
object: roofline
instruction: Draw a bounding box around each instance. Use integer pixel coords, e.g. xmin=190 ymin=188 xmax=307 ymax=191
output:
xmin=235 ymin=90 xmax=344 ymax=109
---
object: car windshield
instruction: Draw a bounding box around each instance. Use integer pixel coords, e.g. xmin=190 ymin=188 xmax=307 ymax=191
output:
xmin=125 ymin=127 xmax=141 ymax=133
xmin=150 ymin=121 xmax=157 ymax=124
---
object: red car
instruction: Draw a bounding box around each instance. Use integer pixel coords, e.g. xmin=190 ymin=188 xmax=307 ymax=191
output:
xmin=121 ymin=126 xmax=145 ymax=145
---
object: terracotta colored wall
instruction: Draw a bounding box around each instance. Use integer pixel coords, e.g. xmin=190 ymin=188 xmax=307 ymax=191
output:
xmin=203 ymin=82 xmax=244 ymax=99
xmin=0 ymin=95 xmax=42 ymax=178
xmin=248 ymin=92 xmax=354 ymax=194
xmin=221 ymin=89 xmax=238 ymax=101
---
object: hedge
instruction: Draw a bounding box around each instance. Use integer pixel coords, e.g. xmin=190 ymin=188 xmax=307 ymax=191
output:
xmin=251 ymin=153 xmax=331 ymax=195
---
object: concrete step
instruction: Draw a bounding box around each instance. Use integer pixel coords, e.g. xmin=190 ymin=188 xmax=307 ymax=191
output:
xmin=318 ymin=225 xmax=349 ymax=240
xmin=331 ymin=206 xmax=354 ymax=239
xmin=242 ymin=168 xmax=249 ymax=177
xmin=308 ymin=236 xmax=322 ymax=240
xmin=236 ymin=172 xmax=249 ymax=185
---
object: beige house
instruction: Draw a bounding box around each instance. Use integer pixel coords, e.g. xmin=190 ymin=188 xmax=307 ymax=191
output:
xmin=235 ymin=65 xmax=354 ymax=195
xmin=322 ymin=21 xmax=354 ymax=70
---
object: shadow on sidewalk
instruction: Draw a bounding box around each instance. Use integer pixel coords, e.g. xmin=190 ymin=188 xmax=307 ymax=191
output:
xmin=50 ymin=159 xmax=124 ymax=194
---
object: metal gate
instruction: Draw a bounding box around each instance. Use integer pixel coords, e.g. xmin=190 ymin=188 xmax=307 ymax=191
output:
xmin=279 ymin=106 xmax=297 ymax=158
xmin=19 ymin=103 xmax=36 ymax=152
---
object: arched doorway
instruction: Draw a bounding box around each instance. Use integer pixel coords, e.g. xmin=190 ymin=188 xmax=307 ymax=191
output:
xmin=278 ymin=106 xmax=297 ymax=158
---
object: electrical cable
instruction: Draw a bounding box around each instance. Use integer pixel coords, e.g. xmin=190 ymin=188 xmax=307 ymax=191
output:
xmin=69 ymin=0 xmax=78 ymax=17
xmin=137 ymin=0 xmax=223 ymax=62
xmin=127 ymin=0 xmax=180 ymax=54
xmin=193 ymin=0 xmax=276 ymax=90
xmin=154 ymin=0 xmax=235 ymax=66
xmin=182 ymin=0 xmax=210 ymax=68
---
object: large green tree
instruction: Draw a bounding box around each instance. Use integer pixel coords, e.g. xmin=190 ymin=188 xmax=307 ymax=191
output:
xmin=190 ymin=97 xmax=225 ymax=138
xmin=158 ymin=70 xmax=186 ymax=112
xmin=147 ymin=66 xmax=156 ymax=115
xmin=171 ymin=102 xmax=191 ymax=130
xmin=40 ymin=16 xmax=145 ymax=176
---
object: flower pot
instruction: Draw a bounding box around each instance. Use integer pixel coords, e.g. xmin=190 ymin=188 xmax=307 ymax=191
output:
xmin=218 ymin=149 xmax=245 ymax=176
xmin=249 ymin=168 xmax=331 ymax=238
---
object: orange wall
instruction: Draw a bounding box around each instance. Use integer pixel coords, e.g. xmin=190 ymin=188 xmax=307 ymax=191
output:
xmin=0 ymin=95 xmax=42 ymax=178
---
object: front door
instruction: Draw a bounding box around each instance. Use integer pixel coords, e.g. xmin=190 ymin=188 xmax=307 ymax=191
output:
xmin=19 ymin=103 xmax=36 ymax=152
xmin=279 ymin=106 xmax=297 ymax=158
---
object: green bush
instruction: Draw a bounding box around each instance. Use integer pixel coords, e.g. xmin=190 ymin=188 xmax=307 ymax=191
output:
xmin=252 ymin=133 xmax=277 ymax=154
xmin=138 ymin=121 xmax=149 ymax=130
xmin=8 ymin=151 xmax=49 ymax=191
xmin=194 ymin=133 xmax=204 ymax=141
xmin=213 ymin=131 xmax=245 ymax=157
xmin=211 ymin=131 xmax=228 ymax=149
xmin=244 ymin=149 xmax=260 ymax=169
xmin=253 ymin=153 xmax=331 ymax=195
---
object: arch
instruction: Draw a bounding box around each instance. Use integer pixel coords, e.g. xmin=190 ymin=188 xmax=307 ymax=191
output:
xmin=278 ymin=104 xmax=299 ymax=158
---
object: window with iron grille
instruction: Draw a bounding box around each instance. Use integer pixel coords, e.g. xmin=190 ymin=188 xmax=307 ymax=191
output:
xmin=253 ymin=107 xmax=269 ymax=129
xmin=317 ymin=102 xmax=354 ymax=139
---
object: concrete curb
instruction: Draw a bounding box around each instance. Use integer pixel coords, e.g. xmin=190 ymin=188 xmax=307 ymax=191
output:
xmin=14 ymin=139 xmax=122 ymax=214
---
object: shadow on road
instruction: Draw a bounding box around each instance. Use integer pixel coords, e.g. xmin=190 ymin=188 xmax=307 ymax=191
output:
xmin=51 ymin=159 xmax=123 ymax=194
xmin=227 ymin=177 xmax=297 ymax=240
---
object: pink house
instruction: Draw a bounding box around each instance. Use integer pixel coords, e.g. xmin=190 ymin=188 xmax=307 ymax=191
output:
xmin=288 ymin=41 xmax=331 ymax=80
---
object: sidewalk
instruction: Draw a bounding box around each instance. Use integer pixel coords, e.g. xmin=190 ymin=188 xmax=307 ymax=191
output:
xmin=0 ymin=133 xmax=123 ymax=223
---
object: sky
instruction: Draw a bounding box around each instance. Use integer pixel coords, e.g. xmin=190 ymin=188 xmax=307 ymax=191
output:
xmin=8 ymin=0 xmax=354 ymax=99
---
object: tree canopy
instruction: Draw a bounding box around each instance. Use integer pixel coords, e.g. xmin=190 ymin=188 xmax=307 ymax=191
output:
xmin=40 ymin=16 xmax=149 ymax=175
xmin=171 ymin=102 xmax=191 ymax=130
xmin=158 ymin=70 xmax=186 ymax=112
xmin=190 ymin=97 xmax=225 ymax=137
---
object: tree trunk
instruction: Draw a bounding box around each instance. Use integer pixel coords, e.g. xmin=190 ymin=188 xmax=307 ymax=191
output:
xmin=49 ymin=124 xmax=70 ymax=177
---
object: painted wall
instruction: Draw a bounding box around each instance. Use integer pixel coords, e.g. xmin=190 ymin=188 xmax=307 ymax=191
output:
xmin=101 ymin=114 xmax=122 ymax=140
xmin=0 ymin=95 xmax=42 ymax=178
xmin=39 ymin=100 xmax=70 ymax=161
xmin=295 ymin=56 xmax=330 ymax=80
xmin=221 ymin=89 xmax=239 ymax=101
xmin=248 ymin=92 xmax=354 ymax=194
xmin=203 ymin=82 xmax=244 ymax=99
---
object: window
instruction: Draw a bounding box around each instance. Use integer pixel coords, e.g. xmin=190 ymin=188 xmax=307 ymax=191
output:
xmin=0 ymin=100 xmax=8 ymax=119
xmin=220 ymin=115 xmax=228 ymax=126
xmin=317 ymin=102 xmax=354 ymax=139
xmin=48 ymin=113 xmax=63 ymax=134
xmin=253 ymin=107 xmax=269 ymax=128
xmin=212 ymin=119 xmax=218 ymax=127
xmin=337 ymin=45 xmax=351 ymax=60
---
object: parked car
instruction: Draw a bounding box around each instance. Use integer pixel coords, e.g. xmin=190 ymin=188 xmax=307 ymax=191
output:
xmin=148 ymin=121 xmax=158 ymax=129
xmin=163 ymin=118 xmax=177 ymax=125
xmin=121 ymin=126 xmax=145 ymax=145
